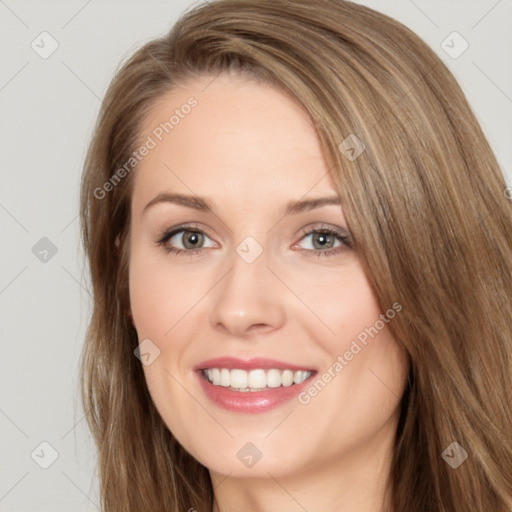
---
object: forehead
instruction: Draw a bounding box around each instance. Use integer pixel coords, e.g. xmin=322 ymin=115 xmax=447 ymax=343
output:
xmin=131 ymin=73 xmax=336 ymax=213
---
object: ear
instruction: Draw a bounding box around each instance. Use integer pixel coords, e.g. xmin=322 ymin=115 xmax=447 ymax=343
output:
xmin=115 ymin=233 xmax=133 ymax=324
xmin=127 ymin=307 xmax=134 ymax=325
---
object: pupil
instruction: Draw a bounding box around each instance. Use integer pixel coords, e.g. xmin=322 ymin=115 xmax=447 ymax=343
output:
xmin=313 ymin=233 xmax=333 ymax=249
xmin=183 ymin=231 xmax=203 ymax=249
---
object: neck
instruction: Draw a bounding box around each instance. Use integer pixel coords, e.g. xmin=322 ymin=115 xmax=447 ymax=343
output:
xmin=210 ymin=420 xmax=396 ymax=512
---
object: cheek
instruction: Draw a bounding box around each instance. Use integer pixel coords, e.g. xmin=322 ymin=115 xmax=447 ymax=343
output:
xmin=128 ymin=247 xmax=208 ymax=338
xmin=289 ymin=260 xmax=385 ymax=349
xmin=293 ymin=265 xmax=408 ymax=427
xmin=128 ymin=250 xmax=206 ymax=451
xmin=129 ymin=264 xmax=170 ymax=337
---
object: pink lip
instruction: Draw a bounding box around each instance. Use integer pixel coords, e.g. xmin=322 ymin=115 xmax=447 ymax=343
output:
xmin=194 ymin=357 xmax=316 ymax=414
xmin=194 ymin=357 xmax=313 ymax=372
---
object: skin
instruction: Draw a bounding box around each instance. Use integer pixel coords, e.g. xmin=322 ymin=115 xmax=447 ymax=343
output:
xmin=128 ymin=72 xmax=409 ymax=512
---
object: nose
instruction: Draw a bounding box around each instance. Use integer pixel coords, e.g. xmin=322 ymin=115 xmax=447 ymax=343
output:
xmin=208 ymin=247 xmax=286 ymax=338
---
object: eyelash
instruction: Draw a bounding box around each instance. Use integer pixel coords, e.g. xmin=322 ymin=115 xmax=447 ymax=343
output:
xmin=156 ymin=223 xmax=353 ymax=258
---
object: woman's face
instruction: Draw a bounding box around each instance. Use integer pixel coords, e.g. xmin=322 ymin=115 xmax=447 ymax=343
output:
xmin=129 ymin=73 xmax=408 ymax=480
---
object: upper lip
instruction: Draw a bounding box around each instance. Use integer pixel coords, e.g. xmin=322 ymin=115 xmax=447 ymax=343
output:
xmin=194 ymin=357 xmax=315 ymax=372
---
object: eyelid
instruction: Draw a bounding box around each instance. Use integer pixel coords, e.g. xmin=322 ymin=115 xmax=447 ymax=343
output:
xmin=156 ymin=222 xmax=214 ymax=243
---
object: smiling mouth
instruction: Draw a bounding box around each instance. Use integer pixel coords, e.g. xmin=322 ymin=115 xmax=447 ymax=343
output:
xmin=201 ymin=368 xmax=314 ymax=392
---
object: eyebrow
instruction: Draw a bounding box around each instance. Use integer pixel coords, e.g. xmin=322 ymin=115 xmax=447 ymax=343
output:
xmin=142 ymin=193 xmax=341 ymax=215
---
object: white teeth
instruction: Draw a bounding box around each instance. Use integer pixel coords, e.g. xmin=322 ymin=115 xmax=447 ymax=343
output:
xmin=266 ymin=369 xmax=282 ymax=388
xmin=248 ymin=369 xmax=267 ymax=389
xmin=220 ymin=368 xmax=230 ymax=387
xmin=230 ymin=369 xmax=248 ymax=389
xmin=203 ymin=368 xmax=312 ymax=390
xmin=282 ymin=369 xmax=294 ymax=387
xmin=294 ymin=370 xmax=307 ymax=384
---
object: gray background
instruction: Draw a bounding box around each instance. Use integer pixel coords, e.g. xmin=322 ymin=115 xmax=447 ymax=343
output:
xmin=1 ymin=1 xmax=510 ymax=510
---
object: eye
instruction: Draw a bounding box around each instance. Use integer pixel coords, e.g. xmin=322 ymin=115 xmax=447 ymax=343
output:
xmin=156 ymin=224 xmax=352 ymax=257
xmin=294 ymin=226 xmax=352 ymax=257
xmin=157 ymin=226 xmax=216 ymax=255
xmin=300 ymin=231 xmax=341 ymax=250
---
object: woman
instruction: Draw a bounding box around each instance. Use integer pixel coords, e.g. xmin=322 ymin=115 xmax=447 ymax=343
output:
xmin=79 ymin=0 xmax=512 ymax=511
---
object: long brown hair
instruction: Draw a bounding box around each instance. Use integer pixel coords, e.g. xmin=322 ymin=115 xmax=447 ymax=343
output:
xmin=79 ymin=0 xmax=512 ymax=510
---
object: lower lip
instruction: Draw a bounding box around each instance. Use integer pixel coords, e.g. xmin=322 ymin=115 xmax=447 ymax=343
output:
xmin=196 ymin=371 xmax=314 ymax=413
